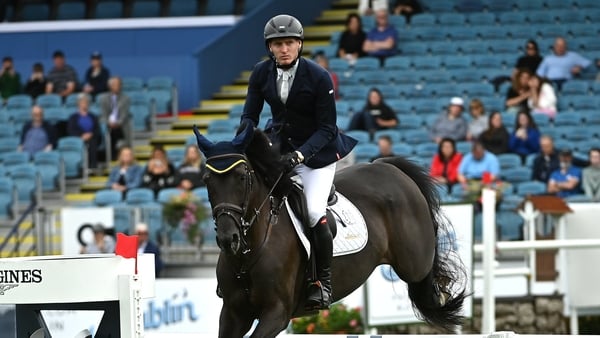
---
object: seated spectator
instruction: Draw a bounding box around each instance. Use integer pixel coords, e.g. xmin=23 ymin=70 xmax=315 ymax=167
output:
xmin=362 ymin=9 xmax=398 ymax=65
xmin=313 ymin=52 xmax=339 ymax=99
xmin=528 ymin=74 xmax=557 ymax=119
xmin=370 ymin=135 xmax=395 ymax=161
xmin=24 ymin=62 xmax=46 ymax=99
xmin=531 ymin=135 xmax=559 ymax=183
xmin=547 ymin=149 xmax=582 ymax=198
xmin=100 ymin=77 xmax=131 ymax=160
xmin=582 ymin=148 xmax=600 ymax=201
xmin=46 ymin=50 xmax=78 ymax=99
xmin=348 ymin=88 xmax=398 ymax=137
xmin=135 ymin=223 xmax=163 ymax=277
xmin=509 ymin=110 xmax=540 ymax=162
xmin=536 ymin=37 xmax=591 ymax=90
xmin=175 ymin=145 xmax=205 ymax=191
xmin=18 ymin=105 xmax=57 ymax=157
xmin=430 ymin=138 xmax=463 ymax=190
xmin=430 ymin=97 xmax=468 ymax=143
xmin=67 ymin=94 xmax=101 ymax=169
xmin=467 ymin=98 xmax=488 ymax=141
xmin=457 ymin=141 xmax=501 ymax=197
xmin=358 ymin=0 xmax=388 ymax=16
xmin=392 ymin=0 xmax=423 ymax=23
xmin=514 ymin=39 xmax=543 ymax=76
xmin=83 ymin=52 xmax=110 ymax=98
xmin=142 ymin=146 xmax=176 ymax=195
xmin=505 ymin=68 xmax=531 ymax=114
xmin=0 ymin=56 xmax=21 ymax=102
xmin=479 ymin=111 xmax=509 ymax=155
xmin=80 ymin=223 xmax=115 ymax=254
xmin=338 ymin=13 xmax=367 ymax=63
xmin=106 ymin=146 xmax=143 ymax=195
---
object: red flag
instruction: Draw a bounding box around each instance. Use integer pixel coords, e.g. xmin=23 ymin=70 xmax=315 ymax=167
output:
xmin=115 ymin=233 xmax=139 ymax=274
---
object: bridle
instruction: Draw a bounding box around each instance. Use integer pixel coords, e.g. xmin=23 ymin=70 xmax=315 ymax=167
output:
xmin=207 ymin=153 xmax=285 ymax=256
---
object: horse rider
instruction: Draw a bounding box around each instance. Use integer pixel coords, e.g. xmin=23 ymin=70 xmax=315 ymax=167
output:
xmin=240 ymin=14 xmax=356 ymax=309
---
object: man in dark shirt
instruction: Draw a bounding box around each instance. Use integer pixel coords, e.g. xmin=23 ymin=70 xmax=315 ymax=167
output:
xmin=83 ymin=52 xmax=110 ymax=98
xmin=46 ymin=50 xmax=78 ymax=99
xmin=532 ymin=135 xmax=559 ymax=183
xmin=514 ymin=39 xmax=543 ymax=75
xmin=0 ymin=56 xmax=21 ymax=102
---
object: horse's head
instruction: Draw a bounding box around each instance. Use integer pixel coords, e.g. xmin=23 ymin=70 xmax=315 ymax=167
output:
xmin=194 ymin=122 xmax=255 ymax=256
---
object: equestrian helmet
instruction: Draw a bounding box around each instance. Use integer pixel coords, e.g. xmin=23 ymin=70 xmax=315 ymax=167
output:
xmin=264 ymin=14 xmax=304 ymax=43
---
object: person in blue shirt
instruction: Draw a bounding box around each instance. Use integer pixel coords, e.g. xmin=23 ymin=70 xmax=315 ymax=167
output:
xmin=67 ymin=93 xmax=101 ymax=169
xmin=362 ymin=9 xmax=398 ymax=65
xmin=536 ymin=37 xmax=591 ymax=90
xmin=509 ymin=110 xmax=540 ymax=163
xmin=106 ymin=146 xmax=142 ymax=195
xmin=457 ymin=141 xmax=500 ymax=183
xmin=548 ymin=149 xmax=583 ymax=198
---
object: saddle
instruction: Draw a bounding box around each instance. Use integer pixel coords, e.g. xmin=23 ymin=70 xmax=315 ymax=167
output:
xmin=287 ymin=176 xmax=337 ymax=238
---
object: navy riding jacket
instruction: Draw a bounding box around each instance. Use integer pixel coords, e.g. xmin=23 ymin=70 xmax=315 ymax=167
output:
xmin=241 ymin=57 xmax=356 ymax=168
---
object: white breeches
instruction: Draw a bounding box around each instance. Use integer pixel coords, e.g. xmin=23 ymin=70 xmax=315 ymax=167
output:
xmin=294 ymin=162 xmax=337 ymax=226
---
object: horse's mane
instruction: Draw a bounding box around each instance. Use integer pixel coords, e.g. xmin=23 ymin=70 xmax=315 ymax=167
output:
xmin=244 ymin=129 xmax=293 ymax=198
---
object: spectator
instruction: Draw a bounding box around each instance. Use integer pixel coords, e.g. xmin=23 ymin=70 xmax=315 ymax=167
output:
xmin=83 ymin=52 xmax=110 ymax=98
xmin=358 ymin=0 xmax=388 ymax=16
xmin=0 ymin=56 xmax=21 ymax=101
xmin=24 ymin=62 xmax=46 ymax=99
xmin=392 ymin=0 xmax=423 ymax=23
xmin=479 ymin=111 xmax=510 ymax=155
xmin=142 ymin=146 xmax=176 ymax=196
xmin=46 ymin=50 xmax=78 ymax=99
xmin=467 ymin=98 xmax=488 ymax=141
xmin=536 ymin=37 xmax=591 ymax=90
xmin=18 ymin=105 xmax=57 ymax=157
xmin=362 ymin=9 xmax=398 ymax=65
xmin=527 ymin=74 xmax=557 ymax=119
xmin=430 ymin=97 xmax=468 ymax=143
xmin=135 ymin=223 xmax=163 ymax=277
xmin=430 ymin=137 xmax=463 ymax=190
xmin=100 ymin=77 xmax=131 ymax=160
xmin=505 ymin=68 xmax=531 ymax=114
xmin=370 ymin=135 xmax=395 ymax=161
xmin=67 ymin=93 xmax=101 ymax=170
xmin=514 ymin=39 xmax=543 ymax=75
xmin=338 ymin=13 xmax=367 ymax=63
xmin=457 ymin=140 xmax=500 ymax=184
xmin=348 ymin=87 xmax=398 ymax=138
xmin=582 ymin=148 xmax=600 ymax=201
xmin=175 ymin=145 xmax=205 ymax=191
xmin=106 ymin=146 xmax=143 ymax=195
xmin=313 ymin=53 xmax=339 ymax=99
xmin=80 ymin=223 xmax=115 ymax=254
xmin=531 ymin=135 xmax=559 ymax=183
xmin=547 ymin=149 xmax=582 ymax=198
xmin=509 ymin=110 xmax=540 ymax=162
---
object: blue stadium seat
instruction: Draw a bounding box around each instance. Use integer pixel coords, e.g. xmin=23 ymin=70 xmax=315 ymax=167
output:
xmin=387 ymin=99 xmax=412 ymax=114
xmin=205 ymin=0 xmax=233 ymax=15
xmin=532 ymin=114 xmax=551 ymax=128
xmin=387 ymin=70 xmax=421 ymax=85
xmin=400 ymin=42 xmax=429 ymax=56
xmin=147 ymin=90 xmax=171 ymax=114
xmin=498 ymin=12 xmax=526 ymax=25
xmin=95 ymin=0 xmax=123 ymax=18
xmin=131 ymin=0 xmax=161 ymax=18
xmin=169 ymin=0 xmax=198 ymax=16
xmin=457 ymin=0 xmax=485 ymax=12
xmin=0 ymin=137 xmax=20 ymax=156
xmin=583 ymin=111 xmax=600 ymax=125
xmin=356 ymin=70 xmax=387 ymax=85
xmin=575 ymin=140 xmax=598 ymax=153
xmin=125 ymin=188 xmax=155 ymax=205
xmin=57 ymin=2 xmax=86 ymax=20
xmin=338 ymin=116 xmax=350 ymax=130
xmin=328 ymin=58 xmax=350 ymax=73
xmin=454 ymin=69 xmax=485 ymax=83
xmin=345 ymin=130 xmax=370 ymax=144
xmin=428 ymin=83 xmax=459 ymax=98
xmin=575 ymin=0 xmax=600 ymax=9
xmin=312 ymin=45 xmax=337 ymax=58
xmin=459 ymin=41 xmax=487 ymax=55
xmin=562 ymin=126 xmax=596 ymax=141
xmin=33 ymin=151 xmax=63 ymax=193
xmin=397 ymin=115 xmax=423 ymax=130
xmin=496 ymin=211 xmax=524 ymax=241
xmin=516 ymin=0 xmax=545 ymax=10
xmin=122 ymin=77 xmax=144 ymax=92
xmin=501 ymin=167 xmax=531 ymax=184
xmin=157 ymin=187 xmax=185 ymax=204
xmin=392 ymin=143 xmax=414 ymax=156
xmin=7 ymin=163 xmax=40 ymax=204
xmin=36 ymin=94 xmax=62 ymax=109
xmin=424 ymin=1 xmax=456 ymax=12
xmin=579 ymin=37 xmax=600 ymax=52
xmin=353 ymin=143 xmax=379 ymax=163
xmin=0 ymin=122 xmax=18 ymax=139
xmin=488 ymin=39 xmax=521 ymax=54
xmin=340 ymin=86 xmax=369 ymax=100
xmin=570 ymin=95 xmax=600 ymax=110
xmin=57 ymin=136 xmax=85 ymax=178
xmin=94 ymin=189 xmax=123 ymax=206
xmin=456 ymin=141 xmax=472 ymax=154
xmin=412 ymin=56 xmax=442 ymax=70
xmin=468 ymin=12 xmax=496 ymax=25
xmin=165 ymin=147 xmax=185 ymax=166
xmin=147 ymin=76 xmax=174 ymax=91
xmin=416 ymin=27 xmax=447 ymax=41
xmin=377 ymin=85 xmax=401 ymax=99
xmin=447 ymin=27 xmax=479 ymax=41
xmin=565 ymin=194 xmax=593 ymax=203
xmin=354 ymin=57 xmax=380 ymax=71
xmin=402 ymin=129 xmax=430 ymax=144
xmin=536 ymin=24 xmax=570 ymax=39
xmin=373 ymin=130 xmax=402 ymax=143
xmin=65 ymin=93 xmax=89 ymax=109
xmin=485 ymin=0 xmax=516 ymax=11
xmin=335 ymin=101 xmax=350 ymax=116
xmin=130 ymin=105 xmax=151 ymax=132
xmin=2 ymin=151 xmax=30 ymax=171
xmin=499 ymin=194 xmax=523 ymax=211
xmin=443 ymin=55 xmax=472 ymax=69
xmin=383 ymin=56 xmax=411 ymax=70
xmin=415 ymin=142 xmax=439 ymax=157
xmin=497 ymin=153 xmax=522 ymax=170
xmin=463 ymin=83 xmax=495 ymax=97
xmin=527 ymin=11 xmax=557 ymax=24
xmin=421 ymin=70 xmax=453 ymax=84
xmin=0 ymin=176 xmax=16 ymax=219
xmin=410 ymin=13 xmax=437 ymax=26
xmin=192 ymin=186 xmax=209 ymax=203
xmin=429 ymin=41 xmax=459 ymax=55
xmin=477 ymin=26 xmax=509 ymax=40
xmin=6 ymin=95 xmax=33 ymax=109
xmin=560 ymin=81 xmax=590 ymax=96
xmin=516 ymin=181 xmax=547 ymax=196
xmin=554 ymin=112 xmax=583 ymax=126
xmin=438 ymin=13 xmax=466 ymax=26
xmin=22 ymin=3 xmax=50 ymax=21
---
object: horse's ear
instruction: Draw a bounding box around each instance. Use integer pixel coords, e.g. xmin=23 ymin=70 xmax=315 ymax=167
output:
xmin=232 ymin=120 xmax=254 ymax=149
xmin=193 ymin=125 xmax=213 ymax=153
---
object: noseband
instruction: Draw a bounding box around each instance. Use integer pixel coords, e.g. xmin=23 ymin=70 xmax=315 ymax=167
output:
xmin=207 ymin=153 xmax=285 ymax=255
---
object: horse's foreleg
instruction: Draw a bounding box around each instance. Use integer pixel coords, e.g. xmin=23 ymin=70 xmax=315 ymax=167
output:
xmin=218 ymin=305 xmax=254 ymax=338
xmin=249 ymin=302 xmax=290 ymax=338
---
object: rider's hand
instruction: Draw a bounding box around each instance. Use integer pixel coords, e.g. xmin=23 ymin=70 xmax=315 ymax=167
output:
xmin=280 ymin=151 xmax=303 ymax=173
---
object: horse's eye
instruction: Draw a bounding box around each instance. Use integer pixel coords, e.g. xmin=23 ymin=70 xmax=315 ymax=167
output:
xmin=239 ymin=173 xmax=246 ymax=181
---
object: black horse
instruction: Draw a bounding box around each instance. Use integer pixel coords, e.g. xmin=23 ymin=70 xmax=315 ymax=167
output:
xmin=194 ymin=124 xmax=467 ymax=338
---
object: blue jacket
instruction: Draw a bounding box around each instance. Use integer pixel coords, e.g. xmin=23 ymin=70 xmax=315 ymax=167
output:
xmin=509 ymin=127 xmax=540 ymax=157
xmin=106 ymin=164 xmax=143 ymax=189
xmin=241 ymin=57 xmax=356 ymax=168
xmin=142 ymin=240 xmax=163 ymax=277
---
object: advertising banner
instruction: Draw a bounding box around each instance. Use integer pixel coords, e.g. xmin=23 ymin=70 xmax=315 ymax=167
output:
xmin=60 ymin=207 xmax=114 ymax=255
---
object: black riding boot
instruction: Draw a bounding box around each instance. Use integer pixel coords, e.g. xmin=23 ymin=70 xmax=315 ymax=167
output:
xmin=306 ymin=217 xmax=333 ymax=310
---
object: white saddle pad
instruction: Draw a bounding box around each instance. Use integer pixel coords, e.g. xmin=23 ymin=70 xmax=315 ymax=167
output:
xmin=286 ymin=191 xmax=368 ymax=259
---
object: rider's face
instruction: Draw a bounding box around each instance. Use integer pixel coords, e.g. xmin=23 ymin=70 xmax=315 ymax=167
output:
xmin=269 ymin=38 xmax=302 ymax=66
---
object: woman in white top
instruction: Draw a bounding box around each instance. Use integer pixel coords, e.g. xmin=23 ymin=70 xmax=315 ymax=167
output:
xmin=467 ymin=98 xmax=488 ymax=141
xmin=528 ymin=74 xmax=557 ymax=119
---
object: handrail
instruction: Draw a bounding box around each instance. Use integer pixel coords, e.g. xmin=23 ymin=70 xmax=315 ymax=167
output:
xmin=0 ymin=202 xmax=37 ymax=258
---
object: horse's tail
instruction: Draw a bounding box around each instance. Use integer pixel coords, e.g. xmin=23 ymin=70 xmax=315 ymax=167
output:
xmin=374 ymin=156 xmax=468 ymax=332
